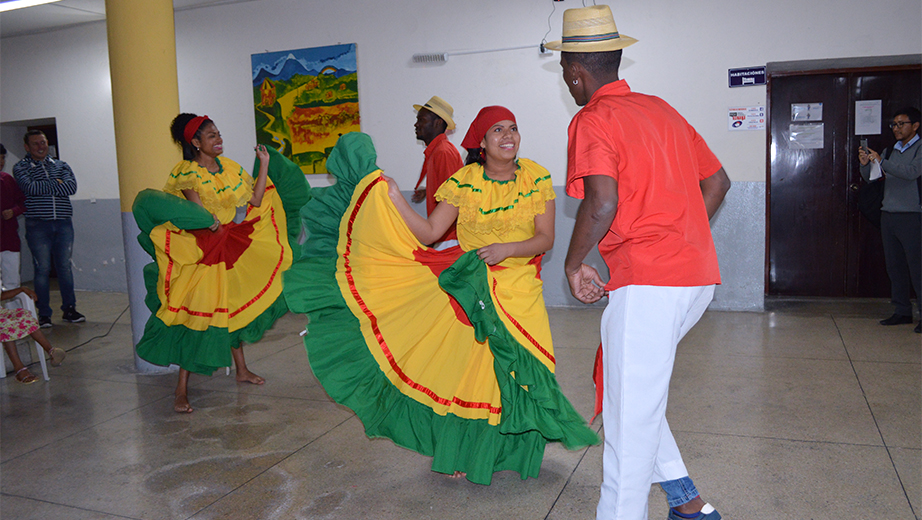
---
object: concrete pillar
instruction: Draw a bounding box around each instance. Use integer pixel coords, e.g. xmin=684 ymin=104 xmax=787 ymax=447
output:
xmin=105 ymin=0 xmax=180 ymax=373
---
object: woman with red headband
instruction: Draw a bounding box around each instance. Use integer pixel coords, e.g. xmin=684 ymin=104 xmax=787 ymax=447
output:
xmin=132 ymin=113 xmax=308 ymax=413
xmin=285 ymin=108 xmax=596 ymax=486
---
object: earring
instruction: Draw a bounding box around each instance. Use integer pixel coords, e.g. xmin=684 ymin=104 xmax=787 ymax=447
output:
xmin=573 ymin=79 xmax=579 ymax=85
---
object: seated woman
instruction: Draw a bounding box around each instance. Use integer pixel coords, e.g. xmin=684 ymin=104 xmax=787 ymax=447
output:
xmin=284 ymin=107 xmax=597 ymax=485
xmin=133 ymin=113 xmax=309 ymax=413
xmin=1 ymin=275 xmax=65 ymax=384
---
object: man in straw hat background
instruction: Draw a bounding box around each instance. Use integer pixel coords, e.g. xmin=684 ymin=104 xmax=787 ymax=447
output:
xmin=547 ymin=5 xmax=731 ymax=520
xmin=411 ymin=96 xmax=463 ymax=248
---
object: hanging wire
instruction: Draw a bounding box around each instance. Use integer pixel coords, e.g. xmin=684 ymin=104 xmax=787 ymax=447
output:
xmin=541 ymin=1 xmax=558 ymax=48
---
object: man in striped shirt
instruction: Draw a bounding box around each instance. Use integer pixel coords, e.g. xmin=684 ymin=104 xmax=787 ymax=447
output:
xmin=12 ymin=130 xmax=85 ymax=327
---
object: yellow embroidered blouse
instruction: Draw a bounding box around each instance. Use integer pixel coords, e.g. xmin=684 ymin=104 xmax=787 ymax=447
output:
xmin=164 ymin=157 xmax=254 ymax=224
xmin=435 ymin=158 xmax=555 ymax=267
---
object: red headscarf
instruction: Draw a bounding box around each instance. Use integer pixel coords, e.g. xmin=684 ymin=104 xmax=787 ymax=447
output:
xmin=183 ymin=115 xmax=210 ymax=144
xmin=461 ymin=106 xmax=516 ymax=149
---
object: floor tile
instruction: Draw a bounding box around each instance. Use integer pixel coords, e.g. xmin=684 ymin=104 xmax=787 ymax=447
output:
xmin=682 ymin=311 xmax=851 ymax=360
xmin=2 ymin=295 xmax=918 ymax=519
xmin=891 ymin=447 xmax=921 ymax=517
xmin=838 ymin=317 xmax=922 ymax=364
xmin=2 ymin=394 xmax=353 ymax=520
xmin=853 ymin=361 xmax=922 ymax=449
xmin=668 ymin=354 xmax=882 ymax=445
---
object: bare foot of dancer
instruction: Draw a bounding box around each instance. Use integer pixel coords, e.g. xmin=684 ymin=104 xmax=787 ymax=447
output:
xmin=448 ymin=471 xmax=467 ymax=479
xmin=235 ymin=368 xmax=265 ymax=385
xmin=174 ymin=393 xmax=193 ymax=413
xmin=231 ymin=347 xmax=264 ymax=385
xmin=174 ymin=368 xmax=193 ymax=413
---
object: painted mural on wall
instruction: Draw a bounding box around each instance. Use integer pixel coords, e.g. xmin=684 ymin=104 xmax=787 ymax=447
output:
xmin=252 ymin=43 xmax=359 ymax=174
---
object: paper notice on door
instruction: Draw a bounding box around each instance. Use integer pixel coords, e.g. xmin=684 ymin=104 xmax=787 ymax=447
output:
xmin=791 ymin=103 xmax=823 ymax=121
xmin=855 ymin=100 xmax=882 ymax=135
xmin=789 ymin=123 xmax=824 ymax=149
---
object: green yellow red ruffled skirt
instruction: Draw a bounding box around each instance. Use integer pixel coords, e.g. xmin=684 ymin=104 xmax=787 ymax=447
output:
xmin=133 ymin=148 xmax=310 ymax=375
xmin=283 ymin=133 xmax=598 ymax=485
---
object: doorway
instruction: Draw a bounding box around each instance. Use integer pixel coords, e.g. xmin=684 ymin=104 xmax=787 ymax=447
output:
xmin=766 ymin=55 xmax=921 ymax=297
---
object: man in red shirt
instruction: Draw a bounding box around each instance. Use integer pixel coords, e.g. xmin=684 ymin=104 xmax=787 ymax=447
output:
xmin=1 ymin=143 xmax=27 ymax=289
xmin=548 ymin=6 xmax=731 ymax=520
xmin=411 ymin=96 xmax=463 ymax=247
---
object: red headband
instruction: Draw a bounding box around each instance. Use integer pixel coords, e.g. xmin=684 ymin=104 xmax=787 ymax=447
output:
xmin=183 ymin=115 xmax=210 ymax=144
xmin=461 ymin=106 xmax=516 ymax=149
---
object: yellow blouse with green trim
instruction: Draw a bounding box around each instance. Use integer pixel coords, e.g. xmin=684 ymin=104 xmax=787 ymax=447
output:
xmin=164 ymin=157 xmax=254 ymax=223
xmin=435 ymin=157 xmax=555 ymax=266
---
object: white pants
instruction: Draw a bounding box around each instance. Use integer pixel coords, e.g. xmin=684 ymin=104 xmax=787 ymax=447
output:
xmin=0 ymin=251 xmax=21 ymax=289
xmin=597 ymin=284 xmax=715 ymax=520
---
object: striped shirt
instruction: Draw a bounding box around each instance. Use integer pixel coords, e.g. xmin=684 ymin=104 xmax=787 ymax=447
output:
xmin=12 ymin=154 xmax=77 ymax=220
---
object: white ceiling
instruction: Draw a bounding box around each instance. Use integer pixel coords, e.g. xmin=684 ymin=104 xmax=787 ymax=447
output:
xmin=0 ymin=0 xmax=257 ymax=39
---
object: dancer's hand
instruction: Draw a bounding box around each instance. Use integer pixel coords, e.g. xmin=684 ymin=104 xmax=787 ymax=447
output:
xmin=477 ymin=243 xmax=512 ymax=266
xmin=255 ymin=144 xmax=270 ymax=165
xmin=566 ymin=263 xmax=606 ymax=304
xmin=381 ymin=175 xmax=404 ymax=203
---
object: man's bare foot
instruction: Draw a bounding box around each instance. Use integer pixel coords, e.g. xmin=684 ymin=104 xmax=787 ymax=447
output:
xmin=174 ymin=394 xmax=193 ymax=413
xmin=448 ymin=471 xmax=466 ymax=479
xmin=236 ymin=369 xmax=265 ymax=385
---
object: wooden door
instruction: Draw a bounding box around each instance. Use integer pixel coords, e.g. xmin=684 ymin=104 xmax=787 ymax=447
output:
xmin=767 ymin=63 xmax=921 ymax=297
xmin=848 ymin=71 xmax=922 ymax=296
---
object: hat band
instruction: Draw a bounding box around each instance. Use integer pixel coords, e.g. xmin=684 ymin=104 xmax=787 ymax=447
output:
xmin=562 ymin=31 xmax=621 ymax=44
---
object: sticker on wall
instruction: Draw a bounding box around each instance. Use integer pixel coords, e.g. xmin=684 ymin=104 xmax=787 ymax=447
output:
xmin=789 ymin=123 xmax=824 ymax=149
xmin=728 ymin=106 xmax=765 ymax=131
xmin=791 ymin=103 xmax=822 ymax=122
xmin=855 ymin=100 xmax=882 ymax=135
xmin=252 ymin=43 xmax=360 ymax=174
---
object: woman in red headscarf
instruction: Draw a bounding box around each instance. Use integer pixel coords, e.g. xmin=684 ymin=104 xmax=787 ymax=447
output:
xmin=284 ymin=109 xmax=597 ymax=486
xmin=133 ymin=113 xmax=309 ymax=413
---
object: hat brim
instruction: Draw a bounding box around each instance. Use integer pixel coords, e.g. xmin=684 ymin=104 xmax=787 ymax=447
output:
xmin=545 ymin=35 xmax=637 ymax=53
xmin=413 ymin=104 xmax=456 ymax=130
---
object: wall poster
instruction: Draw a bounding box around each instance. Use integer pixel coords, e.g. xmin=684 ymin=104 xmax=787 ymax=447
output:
xmin=252 ymin=43 xmax=360 ymax=174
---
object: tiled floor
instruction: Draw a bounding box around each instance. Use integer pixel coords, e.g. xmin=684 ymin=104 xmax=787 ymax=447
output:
xmin=1 ymin=291 xmax=919 ymax=519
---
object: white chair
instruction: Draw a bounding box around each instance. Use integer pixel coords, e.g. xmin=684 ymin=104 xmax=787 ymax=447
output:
xmin=1 ymin=292 xmax=49 ymax=381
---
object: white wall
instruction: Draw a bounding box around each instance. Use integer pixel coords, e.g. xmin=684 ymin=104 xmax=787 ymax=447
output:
xmin=1 ymin=22 xmax=116 ymax=198
xmin=0 ymin=0 xmax=919 ymax=304
xmin=2 ymin=0 xmax=918 ymax=194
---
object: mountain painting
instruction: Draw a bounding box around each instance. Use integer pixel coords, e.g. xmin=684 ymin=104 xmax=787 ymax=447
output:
xmin=252 ymin=43 xmax=359 ymax=174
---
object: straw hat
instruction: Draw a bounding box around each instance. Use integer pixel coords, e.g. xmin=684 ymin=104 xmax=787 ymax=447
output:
xmin=413 ymin=96 xmax=456 ymax=131
xmin=545 ymin=5 xmax=637 ymax=53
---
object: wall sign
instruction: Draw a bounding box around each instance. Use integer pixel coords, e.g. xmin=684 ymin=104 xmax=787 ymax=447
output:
xmin=728 ymin=106 xmax=766 ymax=131
xmin=728 ymin=66 xmax=766 ymax=87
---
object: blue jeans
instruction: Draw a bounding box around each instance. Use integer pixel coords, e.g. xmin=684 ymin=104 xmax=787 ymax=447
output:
xmin=24 ymin=218 xmax=76 ymax=317
xmin=661 ymin=476 xmax=699 ymax=508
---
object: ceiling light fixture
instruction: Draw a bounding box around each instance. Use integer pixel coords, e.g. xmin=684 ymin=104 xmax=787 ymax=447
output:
xmin=0 ymin=0 xmax=63 ymax=13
